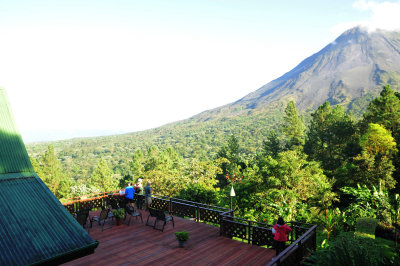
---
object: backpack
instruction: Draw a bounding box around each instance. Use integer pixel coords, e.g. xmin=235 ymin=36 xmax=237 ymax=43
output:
xmin=134 ymin=184 xmax=139 ymax=193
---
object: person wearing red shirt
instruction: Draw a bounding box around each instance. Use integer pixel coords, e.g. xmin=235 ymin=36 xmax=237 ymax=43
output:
xmin=272 ymin=217 xmax=292 ymax=256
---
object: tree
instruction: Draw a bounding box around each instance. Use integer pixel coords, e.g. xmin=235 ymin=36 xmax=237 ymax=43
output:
xmin=91 ymin=158 xmax=114 ymax=192
xmin=249 ymin=149 xmax=334 ymax=222
xmin=361 ymin=85 xmax=400 ymax=188
xmin=304 ymin=102 xmax=358 ymax=177
xmin=130 ymin=149 xmax=145 ymax=178
xmin=216 ymin=135 xmax=244 ymax=188
xmin=362 ymin=85 xmax=400 ymax=138
xmin=351 ymin=123 xmax=397 ymax=190
xmin=36 ymin=145 xmax=72 ymax=198
xmin=282 ymin=101 xmax=305 ymax=151
xmin=262 ymin=129 xmax=281 ymax=158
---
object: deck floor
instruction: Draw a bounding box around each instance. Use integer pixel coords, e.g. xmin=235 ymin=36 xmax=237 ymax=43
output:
xmin=64 ymin=209 xmax=275 ymax=266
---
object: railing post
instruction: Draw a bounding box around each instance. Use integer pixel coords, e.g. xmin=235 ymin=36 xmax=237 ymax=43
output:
xmin=248 ymin=221 xmax=252 ymax=244
xmin=312 ymin=227 xmax=317 ymax=251
xmin=220 ymin=213 xmax=224 ymax=237
xmin=196 ymin=204 xmax=199 ymax=223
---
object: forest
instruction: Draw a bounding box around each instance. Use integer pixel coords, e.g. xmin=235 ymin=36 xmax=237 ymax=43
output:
xmin=29 ymin=85 xmax=400 ymax=264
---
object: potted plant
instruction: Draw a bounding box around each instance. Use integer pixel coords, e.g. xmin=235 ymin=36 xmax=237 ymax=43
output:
xmin=174 ymin=231 xmax=190 ymax=247
xmin=113 ymin=208 xmax=125 ymax=226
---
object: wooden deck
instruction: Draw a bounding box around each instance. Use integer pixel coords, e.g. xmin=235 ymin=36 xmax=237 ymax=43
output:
xmin=64 ymin=209 xmax=275 ymax=266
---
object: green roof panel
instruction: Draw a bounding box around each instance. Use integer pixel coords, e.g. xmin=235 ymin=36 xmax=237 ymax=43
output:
xmin=0 ymin=88 xmax=98 ymax=265
xmin=0 ymin=88 xmax=34 ymax=174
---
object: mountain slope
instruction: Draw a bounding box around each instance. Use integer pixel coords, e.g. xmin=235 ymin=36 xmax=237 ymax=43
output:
xmin=192 ymin=27 xmax=400 ymax=121
xmin=26 ymin=27 xmax=400 ymax=177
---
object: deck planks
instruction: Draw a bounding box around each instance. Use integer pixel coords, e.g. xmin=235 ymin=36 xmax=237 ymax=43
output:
xmin=63 ymin=209 xmax=275 ymax=265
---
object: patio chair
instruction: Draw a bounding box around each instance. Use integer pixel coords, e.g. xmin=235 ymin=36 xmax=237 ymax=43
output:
xmin=91 ymin=208 xmax=112 ymax=231
xmin=124 ymin=205 xmax=143 ymax=225
xmin=146 ymin=208 xmax=174 ymax=232
xmin=75 ymin=208 xmax=91 ymax=233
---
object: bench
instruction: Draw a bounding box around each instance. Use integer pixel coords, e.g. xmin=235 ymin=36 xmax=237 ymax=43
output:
xmin=146 ymin=208 xmax=174 ymax=232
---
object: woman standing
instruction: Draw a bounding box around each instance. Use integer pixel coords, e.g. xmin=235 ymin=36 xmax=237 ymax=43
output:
xmin=272 ymin=217 xmax=292 ymax=256
xmin=135 ymin=178 xmax=144 ymax=209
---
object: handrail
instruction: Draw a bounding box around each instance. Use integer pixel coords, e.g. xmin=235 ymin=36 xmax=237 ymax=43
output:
xmin=63 ymin=191 xmax=316 ymax=265
xmin=61 ymin=190 xmax=120 ymax=203
xmin=266 ymin=224 xmax=317 ymax=266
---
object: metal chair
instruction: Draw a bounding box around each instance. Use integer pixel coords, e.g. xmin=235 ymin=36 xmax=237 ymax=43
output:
xmin=124 ymin=205 xmax=143 ymax=225
xmin=146 ymin=208 xmax=174 ymax=232
xmin=91 ymin=208 xmax=112 ymax=231
xmin=75 ymin=208 xmax=91 ymax=233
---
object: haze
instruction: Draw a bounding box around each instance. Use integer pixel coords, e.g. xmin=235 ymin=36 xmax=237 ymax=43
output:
xmin=0 ymin=0 xmax=399 ymax=142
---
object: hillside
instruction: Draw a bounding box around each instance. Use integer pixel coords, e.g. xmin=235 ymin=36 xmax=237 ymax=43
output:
xmin=192 ymin=27 xmax=400 ymax=121
xmin=26 ymin=27 xmax=400 ymax=179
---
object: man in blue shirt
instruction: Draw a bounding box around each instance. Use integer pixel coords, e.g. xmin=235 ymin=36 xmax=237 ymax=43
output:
xmin=125 ymin=182 xmax=135 ymax=207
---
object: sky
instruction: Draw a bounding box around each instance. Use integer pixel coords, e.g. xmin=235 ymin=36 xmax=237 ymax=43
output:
xmin=1 ymin=0 xmax=400 ymax=143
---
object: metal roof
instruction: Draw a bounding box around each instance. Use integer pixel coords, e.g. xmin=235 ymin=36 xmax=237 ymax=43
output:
xmin=0 ymin=88 xmax=98 ymax=265
xmin=0 ymin=88 xmax=34 ymax=175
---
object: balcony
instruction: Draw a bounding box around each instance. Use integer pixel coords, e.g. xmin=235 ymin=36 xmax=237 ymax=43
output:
xmin=62 ymin=192 xmax=316 ymax=265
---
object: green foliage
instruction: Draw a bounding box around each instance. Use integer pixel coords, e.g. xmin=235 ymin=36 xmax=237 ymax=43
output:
xmin=360 ymin=123 xmax=397 ymax=157
xmin=355 ymin=217 xmax=378 ymax=239
xmin=262 ymin=129 xmax=281 ymax=158
xmin=90 ymin=158 xmax=115 ymax=192
xmin=341 ymin=185 xmax=392 ymax=226
xmin=177 ymin=183 xmax=219 ymax=205
xmin=305 ymin=232 xmax=399 ymax=266
xmin=112 ymin=208 xmax=125 ymax=219
xmin=30 ymin=145 xmax=72 ymax=199
xmin=282 ymin=101 xmax=306 ymax=151
xmin=24 ymin=84 xmax=400 ymax=249
xmin=362 ymin=85 xmax=400 ymax=137
xmin=174 ymin=231 xmax=190 ymax=242
xmin=70 ymin=183 xmax=100 ymax=198
xmin=352 ymin=123 xmax=397 ymax=189
xmin=319 ymin=208 xmax=345 ymax=240
xmin=304 ymin=102 xmax=358 ymax=178
xmin=216 ymin=135 xmax=245 ymax=188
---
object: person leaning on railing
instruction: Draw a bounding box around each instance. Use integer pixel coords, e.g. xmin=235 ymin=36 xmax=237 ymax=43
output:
xmin=144 ymin=181 xmax=152 ymax=211
xmin=272 ymin=217 xmax=292 ymax=256
xmin=135 ymin=178 xmax=144 ymax=210
xmin=124 ymin=182 xmax=135 ymax=208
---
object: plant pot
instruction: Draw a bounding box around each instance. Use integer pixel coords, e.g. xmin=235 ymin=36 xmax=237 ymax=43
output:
xmin=116 ymin=218 xmax=122 ymax=226
xmin=178 ymin=240 xmax=186 ymax=248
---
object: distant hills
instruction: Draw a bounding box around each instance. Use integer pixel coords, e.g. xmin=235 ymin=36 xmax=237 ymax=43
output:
xmin=27 ymin=27 xmax=400 ymax=171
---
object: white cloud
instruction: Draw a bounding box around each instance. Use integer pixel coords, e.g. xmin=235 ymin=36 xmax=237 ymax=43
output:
xmin=352 ymin=0 xmax=400 ymax=30
xmin=330 ymin=1 xmax=400 ymax=38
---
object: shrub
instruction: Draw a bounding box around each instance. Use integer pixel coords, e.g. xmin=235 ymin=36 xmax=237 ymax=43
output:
xmin=355 ymin=217 xmax=378 ymax=239
xmin=177 ymin=183 xmax=218 ymax=205
xmin=112 ymin=208 xmax=125 ymax=219
xmin=174 ymin=231 xmax=190 ymax=242
xmin=304 ymin=232 xmax=399 ymax=266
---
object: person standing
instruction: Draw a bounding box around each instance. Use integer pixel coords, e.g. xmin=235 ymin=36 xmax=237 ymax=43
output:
xmin=135 ymin=178 xmax=144 ymax=209
xmin=144 ymin=181 xmax=152 ymax=211
xmin=124 ymin=182 xmax=135 ymax=208
xmin=272 ymin=217 xmax=292 ymax=256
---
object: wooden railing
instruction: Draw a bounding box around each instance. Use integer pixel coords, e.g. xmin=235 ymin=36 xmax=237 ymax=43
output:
xmin=62 ymin=192 xmax=229 ymax=225
xmin=62 ymin=192 xmax=316 ymax=265
xmin=266 ymin=223 xmax=317 ymax=266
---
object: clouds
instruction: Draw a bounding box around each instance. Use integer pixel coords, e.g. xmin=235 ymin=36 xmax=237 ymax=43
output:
xmin=330 ymin=0 xmax=400 ymax=38
xmin=354 ymin=0 xmax=400 ymax=30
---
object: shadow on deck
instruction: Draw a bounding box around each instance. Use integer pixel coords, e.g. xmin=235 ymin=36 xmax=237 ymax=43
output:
xmin=64 ymin=209 xmax=275 ymax=266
